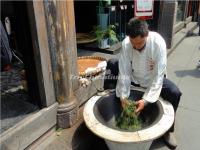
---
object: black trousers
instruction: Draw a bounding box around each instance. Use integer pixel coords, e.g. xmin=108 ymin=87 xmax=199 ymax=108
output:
xmin=104 ymin=59 xmax=182 ymax=131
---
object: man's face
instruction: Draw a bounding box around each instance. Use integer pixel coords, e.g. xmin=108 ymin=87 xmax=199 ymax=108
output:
xmin=129 ymin=35 xmax=147 ymax=51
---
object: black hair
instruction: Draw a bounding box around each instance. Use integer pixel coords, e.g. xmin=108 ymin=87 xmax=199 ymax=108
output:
xmin=126 ymin=17 xmax=149 ymax=38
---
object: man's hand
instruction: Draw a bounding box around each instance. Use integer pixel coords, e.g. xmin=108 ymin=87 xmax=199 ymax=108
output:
xmin=135 ymin=99 xmax=145 ymax=115
xmin=120 ymin=98 xmax=130 ymax=109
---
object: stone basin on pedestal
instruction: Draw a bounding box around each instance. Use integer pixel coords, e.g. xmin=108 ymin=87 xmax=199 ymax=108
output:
xmin=83 ymin=87 xmax=174 ymax=150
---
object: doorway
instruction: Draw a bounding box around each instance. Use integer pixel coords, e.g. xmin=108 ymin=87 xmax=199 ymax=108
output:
xmin=1 ymin=1 xmax=41 ymax=134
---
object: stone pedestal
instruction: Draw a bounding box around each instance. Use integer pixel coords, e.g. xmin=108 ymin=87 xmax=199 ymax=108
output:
xmin=57 ymin=100 xmax=79 ymax=128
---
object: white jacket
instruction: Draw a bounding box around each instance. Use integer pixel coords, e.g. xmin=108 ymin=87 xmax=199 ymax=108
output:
xmin=116 ymin=31 xmax=167 ymax=103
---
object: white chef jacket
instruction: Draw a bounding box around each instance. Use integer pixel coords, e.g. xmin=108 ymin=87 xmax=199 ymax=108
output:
xmin=116 ymin=31 xmax=167 ymax=103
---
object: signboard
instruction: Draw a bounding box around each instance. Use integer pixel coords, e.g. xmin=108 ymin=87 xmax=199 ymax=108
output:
xmin=134 ymin=0 xmax=154 ymax=19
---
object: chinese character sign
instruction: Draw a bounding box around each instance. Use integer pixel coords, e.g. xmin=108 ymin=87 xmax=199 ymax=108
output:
xmin=134 ymin=0 xmax=154 ymax=19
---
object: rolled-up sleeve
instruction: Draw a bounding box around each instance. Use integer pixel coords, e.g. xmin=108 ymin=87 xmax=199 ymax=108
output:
xmin=116 ymin=42 xmax=132 ymax=99
xmin=142 ymin=40 xmax=167 ymax=103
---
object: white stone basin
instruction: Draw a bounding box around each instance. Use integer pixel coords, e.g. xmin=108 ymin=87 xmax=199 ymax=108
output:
xmin=83 ymin=87 xmax=174 ymax=150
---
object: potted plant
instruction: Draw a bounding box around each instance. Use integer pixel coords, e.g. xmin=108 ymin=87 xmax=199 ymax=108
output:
xmin=97 ymin=0 xmax=111 ymax=30
xmin=92 ymin=25 xmax=118 ymax=49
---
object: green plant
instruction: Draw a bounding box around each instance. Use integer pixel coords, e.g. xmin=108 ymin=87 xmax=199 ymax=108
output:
xmin=116 ymin=100 xmax=142 ymax=131
xmin=92 ymin=25 xmax=118 ymax=45
xmin=56 ymin=127 xmax=63 ymax=132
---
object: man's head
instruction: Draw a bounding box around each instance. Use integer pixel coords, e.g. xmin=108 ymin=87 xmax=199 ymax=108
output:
xmin=127 ymin=17 xmax=149 ymax=51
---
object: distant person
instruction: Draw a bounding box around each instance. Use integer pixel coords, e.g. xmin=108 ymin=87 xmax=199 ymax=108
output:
xmin=106 ymin=18 xmax=182 ymax=149
xmin=198 ymin=3 xmax=200 ymax=68
xmin=0 ymin=20 xmax=12 ymax=71
xmin=197 ymin=60 xmax=200 ymax=68
xmin=198 ymin=3 xmax=200 ymax=36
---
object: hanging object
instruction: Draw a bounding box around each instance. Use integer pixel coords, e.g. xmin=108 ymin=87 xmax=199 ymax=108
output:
xmin=134 ymin=0 xmax=154 ymax=20
xmin=5 ymin=17 xmax=11 ymax=36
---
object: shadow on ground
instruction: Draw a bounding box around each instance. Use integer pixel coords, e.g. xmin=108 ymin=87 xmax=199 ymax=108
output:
xmin=71 ymin=122 xmax=169 ymax=150
xmin=149 ymin=138 xmax=166 ymax=150
xmin=175 ymin=68 xmax=200 ymax=78
xmin=72 ymin=122 xmax=109 ymax=150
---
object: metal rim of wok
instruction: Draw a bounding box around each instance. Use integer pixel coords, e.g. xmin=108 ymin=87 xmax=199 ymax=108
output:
xmin=83 ymin=86 xmax=174 ymax=143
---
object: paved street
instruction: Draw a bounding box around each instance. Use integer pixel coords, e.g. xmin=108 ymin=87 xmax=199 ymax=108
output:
xmin=150 ymin=28 xmax=200 ymax=150
xmin=35 ymin=28 xmax=200 ymax=150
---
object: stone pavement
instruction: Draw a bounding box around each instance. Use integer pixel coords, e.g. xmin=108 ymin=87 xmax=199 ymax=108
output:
xmin=149 ymin=28 xmax=200 ymax=150
xmin=32 ymin=28 xmax=200 ymax=150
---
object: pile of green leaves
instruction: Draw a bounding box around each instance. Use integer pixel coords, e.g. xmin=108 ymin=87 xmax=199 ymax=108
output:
xmin=116 ymin=100 xmax=142 ymax=131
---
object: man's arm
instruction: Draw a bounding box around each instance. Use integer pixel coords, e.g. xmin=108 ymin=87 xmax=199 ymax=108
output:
xmin=142 ymin=39 xmax=167 ymax=104
xmin=116 ymin=40 xmax=132 ymax=104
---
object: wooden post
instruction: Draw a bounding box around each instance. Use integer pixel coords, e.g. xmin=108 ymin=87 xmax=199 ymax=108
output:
xmin=183 ymin=0 xmax=189 ymax=22
xmin=158 ymin=1 xmax=176 ymax=49
xmin=43 ymin=0 xmax=79 ymax=128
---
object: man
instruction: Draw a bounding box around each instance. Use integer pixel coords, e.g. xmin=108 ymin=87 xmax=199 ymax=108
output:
xmin=112 ymin=18 xmax=182 ymax=149
xmin=197 ymin=3 xmax=200 ymax=68
xmin=198 ymin=2 xmax=200 ymax=36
